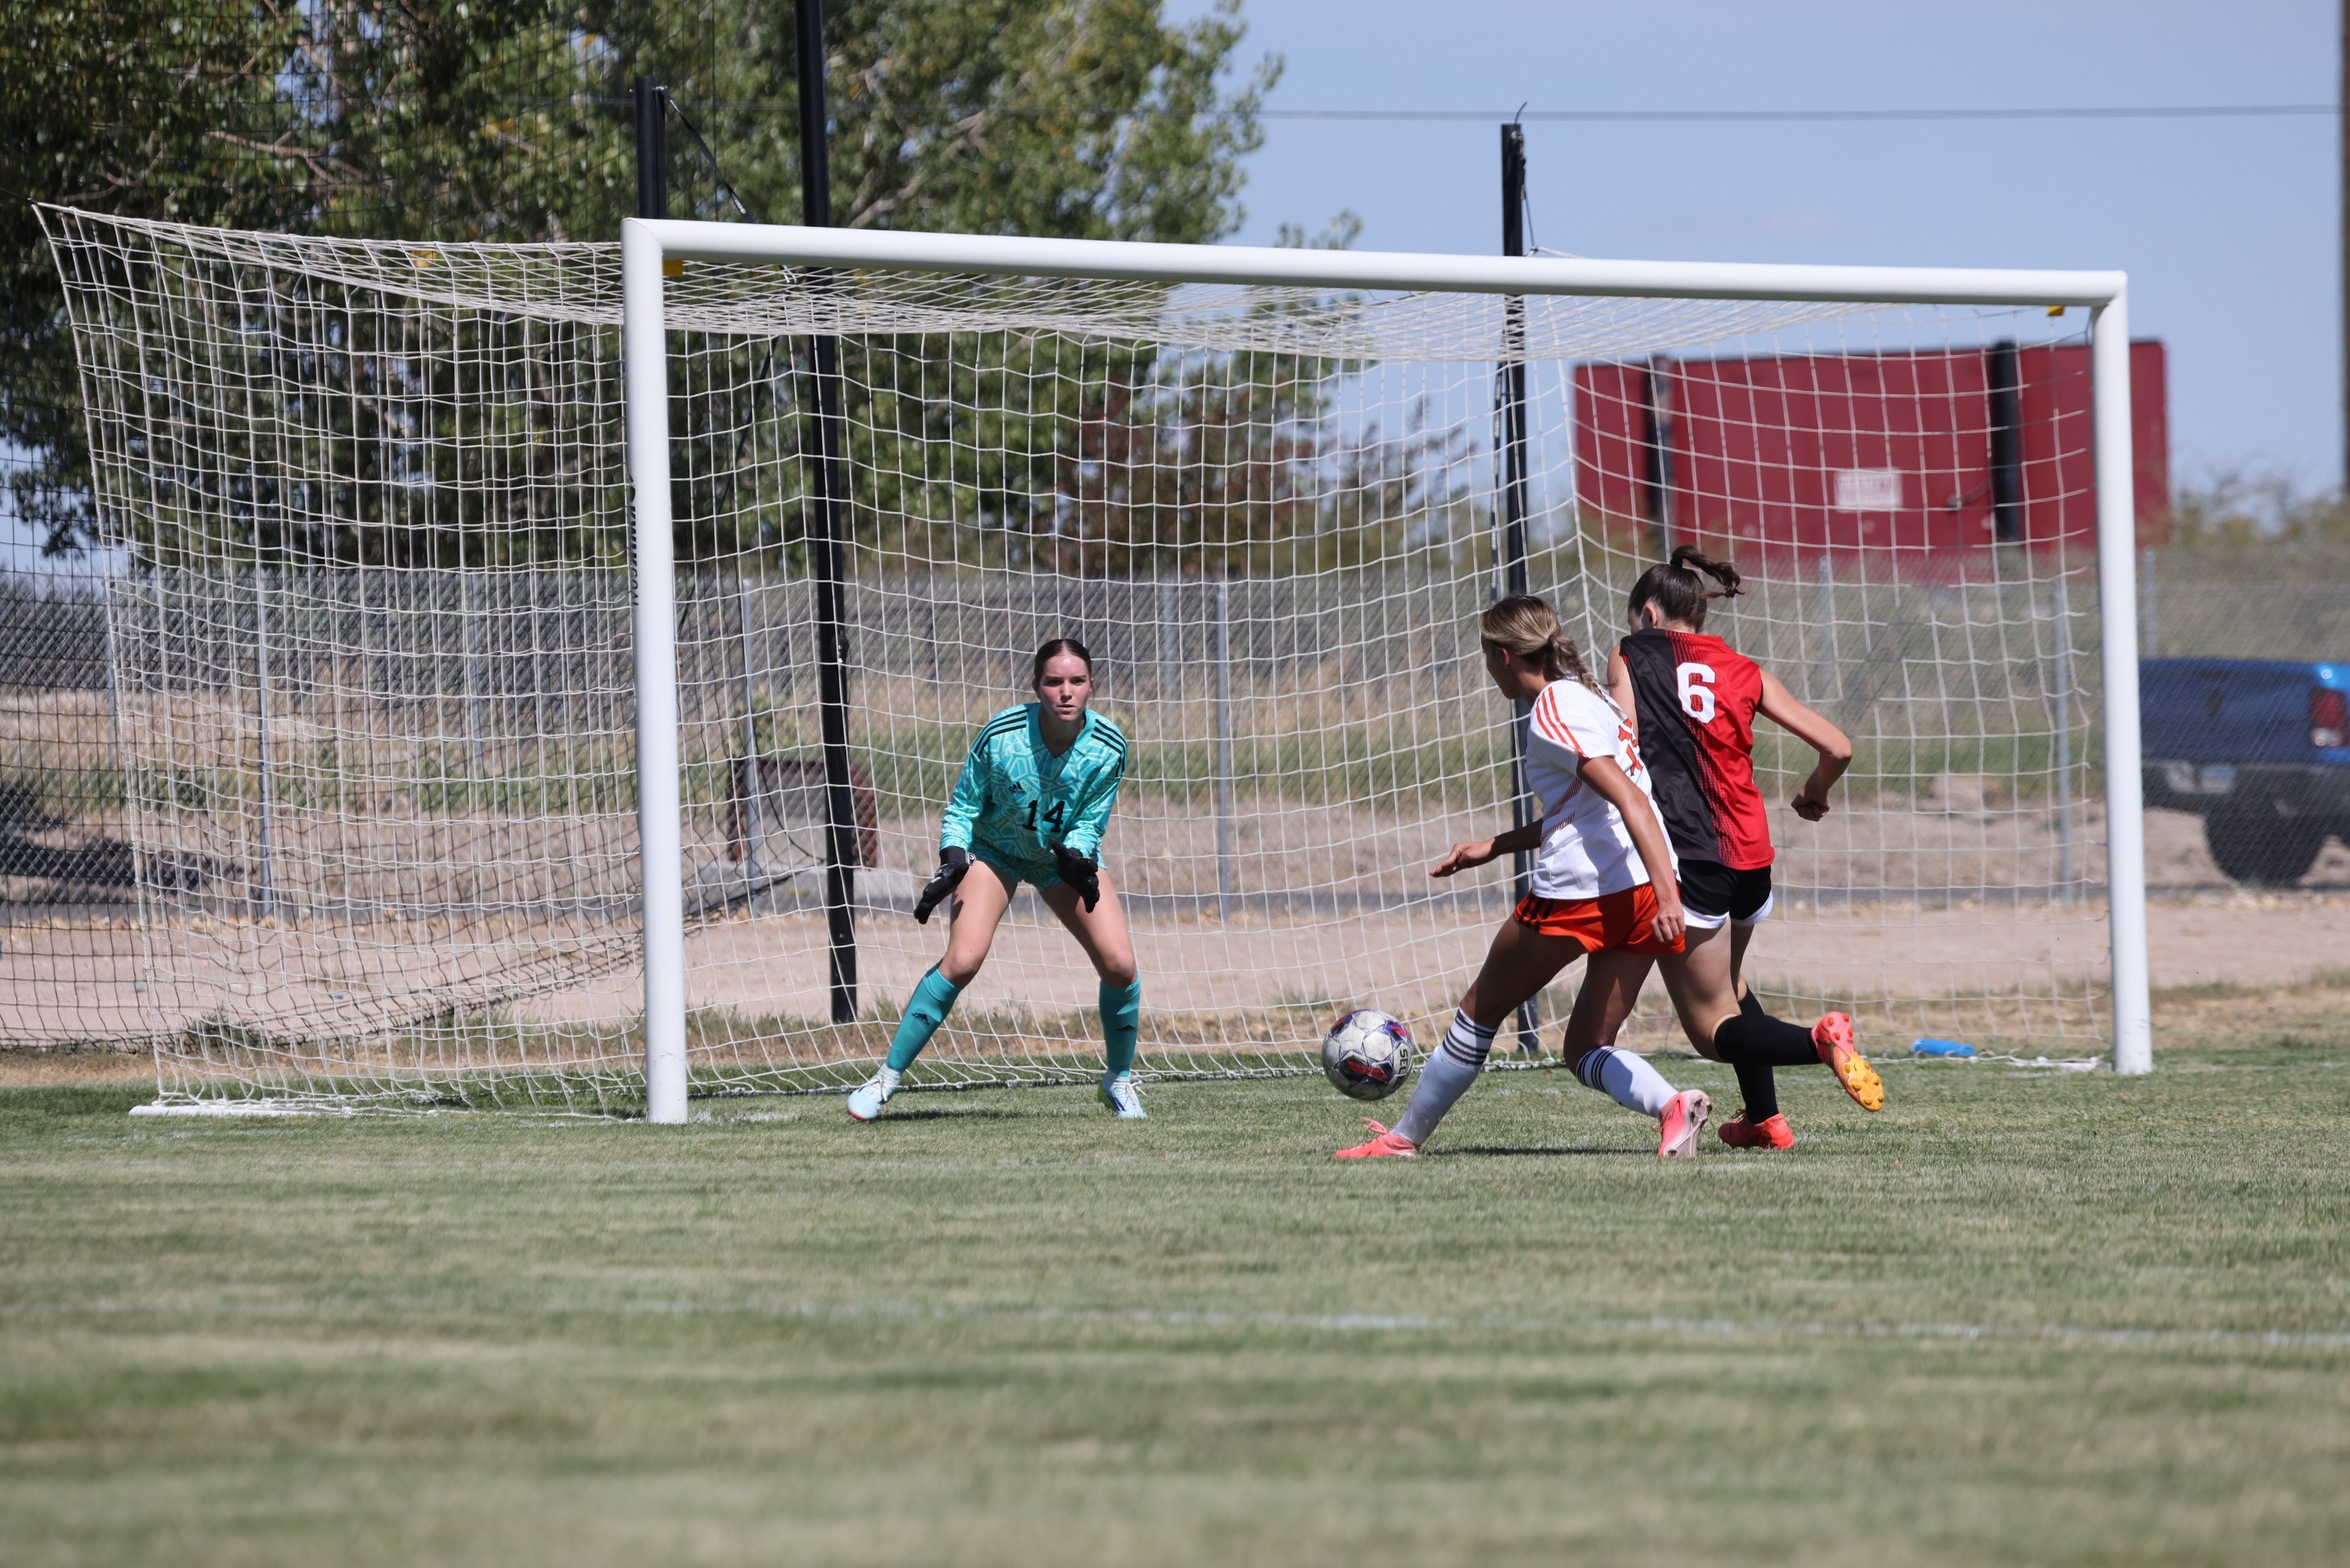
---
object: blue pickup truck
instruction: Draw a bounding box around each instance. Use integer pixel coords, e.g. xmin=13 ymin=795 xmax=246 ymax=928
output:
xmin=2141 ymin=659 xmax=2350 ymax=885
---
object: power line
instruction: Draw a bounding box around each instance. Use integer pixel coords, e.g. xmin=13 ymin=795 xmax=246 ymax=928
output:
xmin=574 ymin=98 xmax=2338 ymax=124
xmin=1258 ymin=103 xmax=2338 ymax=124
xmin=659 ymin=89 xmax=760 ymax=222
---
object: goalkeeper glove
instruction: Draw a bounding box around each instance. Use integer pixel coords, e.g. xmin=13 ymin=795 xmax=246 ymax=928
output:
xmin=913 ymin=846 xmax=971 ymax=924
xmin=1053 ymin=843 xmax=1102 ymax=913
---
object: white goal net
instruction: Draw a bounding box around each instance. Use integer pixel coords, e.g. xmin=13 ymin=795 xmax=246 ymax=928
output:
xmin=42 ymin=207 xmax=2145 ymax=1112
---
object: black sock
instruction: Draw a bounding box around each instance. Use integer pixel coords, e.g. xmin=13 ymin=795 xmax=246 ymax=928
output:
xmin=1733 ymin=1058 xmax=1780 ymax=1121
xmin=1722 ymin=993 xmax=1802 ymax=1121
xmin=1712 ymin=1011 xmax=1820 ymax=1069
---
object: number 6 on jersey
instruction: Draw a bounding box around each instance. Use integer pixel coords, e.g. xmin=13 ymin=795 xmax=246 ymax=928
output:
xmin=1677 ymin=662 xmax=1717 ymax=724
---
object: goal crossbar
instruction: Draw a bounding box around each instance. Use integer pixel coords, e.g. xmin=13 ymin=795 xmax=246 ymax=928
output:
xmin=620 ymin=218 xmax=2152 ymax=1124
xmin=633 ymin=218 xmax=2128 ymax=308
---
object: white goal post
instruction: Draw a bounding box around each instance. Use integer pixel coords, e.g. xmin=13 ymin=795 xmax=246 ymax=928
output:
xmin=620 ymin=217 xmax=2151 ymax=1123
xmin=45 ymin=204 xmax=2150 ymax=1116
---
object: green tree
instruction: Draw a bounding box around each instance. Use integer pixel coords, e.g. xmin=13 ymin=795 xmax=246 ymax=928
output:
xmin=4 ymin=0 xmax=1280 ymax=560
xmin=636 ymin=0 xmax=1270 ymax=245
xmin=2 ymin=1 xmax=308 ymax=555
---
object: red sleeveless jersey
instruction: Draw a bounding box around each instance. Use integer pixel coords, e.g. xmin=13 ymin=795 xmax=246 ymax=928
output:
xmin=1616 ymin=627 xmax=1774 ymax=869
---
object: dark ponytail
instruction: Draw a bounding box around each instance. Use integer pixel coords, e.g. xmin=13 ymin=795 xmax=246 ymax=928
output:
xmin=1627 ymin=546 xmax=1743 ymax=631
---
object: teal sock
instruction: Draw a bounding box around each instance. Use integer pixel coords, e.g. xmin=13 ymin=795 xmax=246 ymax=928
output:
xmin=886 ymin=968 xmax=965 ymax=1072
xmin=1099 ymin=978 xmax=1141 ymax=1079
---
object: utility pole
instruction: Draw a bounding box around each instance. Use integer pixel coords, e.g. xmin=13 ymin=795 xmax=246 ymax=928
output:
xmin=1499 ymin=122 xmax=1539 ymax=1057
xmin=633 ymin=77 xmax=667 ymax=222
xmin=796 ymin=0 xmax=861 ymax=1022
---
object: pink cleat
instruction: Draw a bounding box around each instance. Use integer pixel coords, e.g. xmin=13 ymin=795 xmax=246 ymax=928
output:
xmin=1657 ymin=1089 xmax=1711 ymax=1158
xmin=1718 ymin=1109 xmax=1797 ymax=1150
xmin=1334 ymin=1118 xmax=1420 ymax=1159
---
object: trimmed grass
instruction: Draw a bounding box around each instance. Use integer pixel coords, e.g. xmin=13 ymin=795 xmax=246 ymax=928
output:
xmin=4 ymin=1032 xmax=2349 ymax=1565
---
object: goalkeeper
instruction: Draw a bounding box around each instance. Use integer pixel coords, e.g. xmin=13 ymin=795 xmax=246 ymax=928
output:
xmin=846 ymin=637 xmax=1144 ymax=1122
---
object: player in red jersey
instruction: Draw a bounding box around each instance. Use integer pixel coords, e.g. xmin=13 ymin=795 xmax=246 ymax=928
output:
xmin=1601 ymin=548 xmax=1883 ymax=1148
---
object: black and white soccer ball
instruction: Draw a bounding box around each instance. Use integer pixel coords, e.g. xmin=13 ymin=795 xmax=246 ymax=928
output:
xmin=1321 ymin=1009 xmax=1415 ymax=1101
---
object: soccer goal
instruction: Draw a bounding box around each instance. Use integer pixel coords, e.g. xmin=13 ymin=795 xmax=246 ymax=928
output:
xmin=41 ymin=206 xmax=2150 ymax=1117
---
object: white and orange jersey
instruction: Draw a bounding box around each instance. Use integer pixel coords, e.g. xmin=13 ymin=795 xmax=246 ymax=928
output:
xmin=1522 ymin=676 xmax=1671 ymax=900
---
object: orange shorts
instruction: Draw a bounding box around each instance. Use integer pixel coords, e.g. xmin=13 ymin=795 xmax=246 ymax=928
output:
xmin=1513 ymin=883 xmax=1685 ymax=956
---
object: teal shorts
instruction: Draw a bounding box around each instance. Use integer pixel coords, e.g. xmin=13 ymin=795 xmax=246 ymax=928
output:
xmin=968 ymin=842 xmax=1062 ymax=892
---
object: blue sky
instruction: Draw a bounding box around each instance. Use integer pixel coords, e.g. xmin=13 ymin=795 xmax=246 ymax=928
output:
xmin=11 ymin=2 xmax=2333 ymax=575
xmin=1175 ymin=0 xmax=2340 ymax=494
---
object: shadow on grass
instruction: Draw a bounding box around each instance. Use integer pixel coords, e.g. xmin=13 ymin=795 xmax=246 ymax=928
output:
xmin=1440 ymin=1144 xmax=1643 ymax=1159
xmin=869 ymin=1107 xmax=1029 ymax=1123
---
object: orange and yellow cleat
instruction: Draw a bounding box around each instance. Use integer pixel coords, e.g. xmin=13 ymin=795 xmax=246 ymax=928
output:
xmin=1333 ymin=1117 xmax=1419 ymax=1159
xmin=1718 ymin=1109 xmax=1797 ymax=1149
xmin=1813 ymin=1012 xmax=1884 ymax=1112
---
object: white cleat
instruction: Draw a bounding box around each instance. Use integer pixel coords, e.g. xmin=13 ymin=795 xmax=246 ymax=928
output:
xmin=846 ymin=1066 xmax=901 ymax=1122
xmin=1098 ymin=1072 xmax=1147 ymax=1119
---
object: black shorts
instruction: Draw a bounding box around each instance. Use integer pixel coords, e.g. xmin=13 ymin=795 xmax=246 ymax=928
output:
xmin=1678 ymin=860 xmax=1774 ymax=930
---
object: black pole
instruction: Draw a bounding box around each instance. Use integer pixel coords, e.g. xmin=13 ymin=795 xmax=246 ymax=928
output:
xmin=1988 ymin=339 xmax=2023 ymax=548
xmin=1499 ymin=125 xmax=1532 ymax=596
xmin=794 ymin=0 xmax=860 ymax=1022
xmin=794 ymin=0 xmax=831 ymax=229
xmin=634 ymin=77 xmax=667 ymax=221
xmin=1642 ymin=357 xmax=1675 ymax=560
xmin=1499 ymin=123 xmax=1539 ymax=1057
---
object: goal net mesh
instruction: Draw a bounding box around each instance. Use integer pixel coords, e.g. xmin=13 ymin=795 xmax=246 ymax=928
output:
xmin=43 ymin=208 xmax=2113 ymax=1110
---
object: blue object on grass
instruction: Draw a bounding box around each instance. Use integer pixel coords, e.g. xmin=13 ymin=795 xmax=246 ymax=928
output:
xmin=1910 ymin=1037 xmax=1979 ymax=1058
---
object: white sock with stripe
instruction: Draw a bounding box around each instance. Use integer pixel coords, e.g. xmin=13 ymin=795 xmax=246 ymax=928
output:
xmin=1391 ymin=1012 xmax=1496 ymax=1147
xmin=1573 ymin=1045 xmax=1677 ymax=1119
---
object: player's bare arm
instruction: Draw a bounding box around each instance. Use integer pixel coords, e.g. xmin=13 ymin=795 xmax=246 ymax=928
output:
xmin=1579 ymin=756 xmax=1685 ymax=946
xmin=1756 ymin=669 xmax=1852 ymax=820
xmin=1605 ymin=647 xmax=1639 ymax=745
xmin=1429 ymin=820 xmax=1544 ymax=878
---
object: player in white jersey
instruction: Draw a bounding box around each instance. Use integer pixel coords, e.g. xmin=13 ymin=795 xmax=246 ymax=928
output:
xmin=1337 ymin=595 xmax=1711 ymax=1160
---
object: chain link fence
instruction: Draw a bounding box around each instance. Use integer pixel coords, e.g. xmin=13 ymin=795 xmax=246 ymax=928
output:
xmin=8 ymin=553 xmax=2343 ymax=1048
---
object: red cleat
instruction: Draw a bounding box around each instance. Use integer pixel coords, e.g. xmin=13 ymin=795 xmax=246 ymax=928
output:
xmin=1334 ymin=1117 xmax=1419 ymax=1159
xmin=1656 ymin=1089 xmax=1711 ymax=1158
xmin=1812 ymin=1012 xmax=1884 ymax=1112
xmin=1717 ymin=1109 xmax=1797 ymax=1149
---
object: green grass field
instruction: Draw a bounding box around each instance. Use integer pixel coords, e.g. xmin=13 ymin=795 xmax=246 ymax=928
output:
xmin=5 ymin=995 xmax=2348 ymax=1566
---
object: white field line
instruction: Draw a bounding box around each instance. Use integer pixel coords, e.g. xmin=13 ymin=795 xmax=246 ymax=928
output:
xmin=10 ymin=1293 xmax=2344 ymax=1354
xmin=579 ymin=1297 xmax=2350 ymax=1353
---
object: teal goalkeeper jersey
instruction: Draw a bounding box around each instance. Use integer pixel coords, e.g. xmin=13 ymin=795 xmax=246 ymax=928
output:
xmin=939 ymin=705 xmax=1129 ymax=868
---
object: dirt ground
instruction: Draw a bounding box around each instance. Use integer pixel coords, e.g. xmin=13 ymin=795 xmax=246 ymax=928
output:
xmin=6 ymin=805 xmax=2344 ymax=1073
xmin=533 ymin=881 xmax=2346 ymax=1035
xmin=51 ymin=769 xmax=2350 ymax=932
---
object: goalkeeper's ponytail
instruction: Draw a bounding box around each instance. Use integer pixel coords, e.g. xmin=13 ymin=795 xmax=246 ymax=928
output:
xmin=1477 ymin=594 xmax=1598 ymax=690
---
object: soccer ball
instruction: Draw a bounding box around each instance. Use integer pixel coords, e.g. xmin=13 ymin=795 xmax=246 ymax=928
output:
xmin=1321 ymin=1009 xmax=1415 ymax=1101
